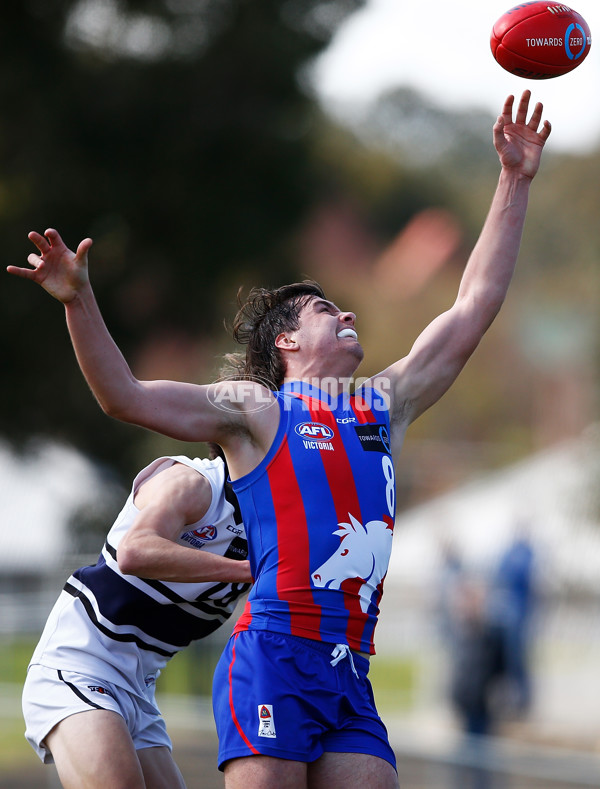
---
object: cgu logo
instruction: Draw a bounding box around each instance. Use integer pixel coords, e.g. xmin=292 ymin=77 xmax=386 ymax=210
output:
xmin=191 ymin=524 xmax=217 ymax=541
xmin=294 ymin=422 xmax=335 ymax=440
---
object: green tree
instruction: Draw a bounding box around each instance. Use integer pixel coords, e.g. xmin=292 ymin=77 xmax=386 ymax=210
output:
xmin=1 ymin=0 xmax=363 ymax=475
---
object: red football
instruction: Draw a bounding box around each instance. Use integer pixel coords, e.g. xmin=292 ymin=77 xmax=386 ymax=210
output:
xmin=491 ymin=2 xmax=592 ymax=79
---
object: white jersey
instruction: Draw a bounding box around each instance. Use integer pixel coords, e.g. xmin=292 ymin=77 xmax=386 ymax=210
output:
xmin=28 ymin=456 xmax=250 ymax=696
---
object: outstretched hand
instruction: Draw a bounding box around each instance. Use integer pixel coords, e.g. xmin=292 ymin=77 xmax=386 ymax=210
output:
xmin=7 ymin=228 xmax=93 ymax=304
xmin=493 ymin=90 xmax=551 ymax=180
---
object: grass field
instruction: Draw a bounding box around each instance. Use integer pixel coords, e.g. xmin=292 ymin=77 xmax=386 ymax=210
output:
xmin=0 ymin=637 xmax=36 ymax=770
xmin=366 ymin=654 xmax=420 ymax=712
xmin=0 ymin=635 xmax=421 ymax=772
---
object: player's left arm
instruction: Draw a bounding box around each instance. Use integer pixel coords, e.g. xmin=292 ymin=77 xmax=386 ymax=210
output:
xmin=377 ymin=91 xmax=551 ymax=432
xmin=117 ymin=462 xmax=252 ymax=583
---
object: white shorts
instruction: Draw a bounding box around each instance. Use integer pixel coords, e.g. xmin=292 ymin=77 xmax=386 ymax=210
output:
xmin=22 ymin=664 xmax=172 ymax=763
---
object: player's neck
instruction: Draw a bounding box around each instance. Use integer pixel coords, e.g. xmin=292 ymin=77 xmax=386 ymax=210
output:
xmin=282 ymin=367 xmax=360 ymax=398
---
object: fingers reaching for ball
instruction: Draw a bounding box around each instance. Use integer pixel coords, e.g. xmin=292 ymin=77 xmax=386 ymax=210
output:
xmin=493 ymin=90 xmax=551 ymax=177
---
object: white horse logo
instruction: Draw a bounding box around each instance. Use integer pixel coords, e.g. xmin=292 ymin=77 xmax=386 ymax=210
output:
xmin=311 ymin=514 xmax=393 ymax=612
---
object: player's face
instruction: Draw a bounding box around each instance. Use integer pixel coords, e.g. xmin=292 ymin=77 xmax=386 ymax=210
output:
xmin=295 ymin=297 xmax=364 ymax=367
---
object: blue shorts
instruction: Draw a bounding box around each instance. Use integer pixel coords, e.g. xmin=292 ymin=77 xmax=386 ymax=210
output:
xmin=212 ymin=630 xmax=396 ymax=771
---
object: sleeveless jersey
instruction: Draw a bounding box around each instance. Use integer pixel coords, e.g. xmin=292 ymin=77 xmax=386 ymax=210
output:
xmin=29 ymin=456 xmax=250 ymax=694
xmin=232 ymin=381 xmax=396 ymax=654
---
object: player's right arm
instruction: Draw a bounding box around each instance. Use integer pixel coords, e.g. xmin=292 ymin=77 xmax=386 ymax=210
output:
xmin=366 ymin=92 xmax=550 ymax=457
xmin=117 ymin=461 xmax=253 ymax=583
xmin=7 ymin=229 xmax=276 ymax=461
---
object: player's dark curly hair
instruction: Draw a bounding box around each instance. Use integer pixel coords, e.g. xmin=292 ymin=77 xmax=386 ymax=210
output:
xmin=229 ymin=280 xmax=326 ymax=390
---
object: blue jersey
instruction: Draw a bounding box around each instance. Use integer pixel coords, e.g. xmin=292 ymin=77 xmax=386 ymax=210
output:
xmin=232 ymin=381 xmax=396 ymax=654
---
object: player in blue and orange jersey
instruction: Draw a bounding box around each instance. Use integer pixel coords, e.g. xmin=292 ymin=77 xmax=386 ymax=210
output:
xmin=9 ymin=90 xmax=551 ymax=789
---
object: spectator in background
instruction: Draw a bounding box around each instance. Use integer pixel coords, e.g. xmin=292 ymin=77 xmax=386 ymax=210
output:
xmin=448 ymin=576 xmax=506 ymax=738
xmin=491 ymin=529 xmax=536 ymax=714
xmin=448 ymin=576 xmax=507 ymax=789
xmin=436 ymin=538 xmax=464 ymax=647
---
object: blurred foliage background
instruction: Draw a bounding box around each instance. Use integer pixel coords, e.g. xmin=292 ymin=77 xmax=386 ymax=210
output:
xmin=1 ymin=0 xmax=598 ymax=508
xmin=1 ymin=3 xmax=600 ymax=784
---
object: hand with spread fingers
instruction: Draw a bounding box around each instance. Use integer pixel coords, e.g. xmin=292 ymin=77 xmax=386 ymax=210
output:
xmin=493 ymin=90 xmax=552 ymax=179
xmin=7 ymin=228 xmax=92 ymax=304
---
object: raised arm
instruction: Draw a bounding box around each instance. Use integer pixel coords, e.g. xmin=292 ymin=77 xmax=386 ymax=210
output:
xmin=117 ymin=461 xmax=252 ymax=583
xmin=380 ymin=91 xmax=551 ymax=434
xmin=6 ymin=229 xmax=274 ymax=457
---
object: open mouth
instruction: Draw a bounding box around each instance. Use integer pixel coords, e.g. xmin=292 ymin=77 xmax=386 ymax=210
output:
xmin=337 ymin=328 xmax=358 ymax=340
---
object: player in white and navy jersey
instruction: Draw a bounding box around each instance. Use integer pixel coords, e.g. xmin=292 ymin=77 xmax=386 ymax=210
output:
xmin=22 ymin=452 xmax=251 ymax=789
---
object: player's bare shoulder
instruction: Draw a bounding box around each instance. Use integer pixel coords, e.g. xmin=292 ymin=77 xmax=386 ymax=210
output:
xmin=206 ymin=379 xmax=277 ymax=418
xmin=362 ymin=358 xmax=414 ymax=422
xmin=135 ymin=460 xmax=212 ymax=520
xmin=206 ymin=379 xmax=281 ymax=478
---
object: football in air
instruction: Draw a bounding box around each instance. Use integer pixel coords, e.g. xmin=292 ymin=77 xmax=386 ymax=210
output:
xmin=491 ymin=2 xmax=592 ymax=78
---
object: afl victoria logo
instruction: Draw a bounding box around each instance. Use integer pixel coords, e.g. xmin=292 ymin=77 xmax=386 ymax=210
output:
xmin=294 ymin=422 xmax=335 ymax=440
xmin=192 ymin=525 xmax=217 ymax=541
